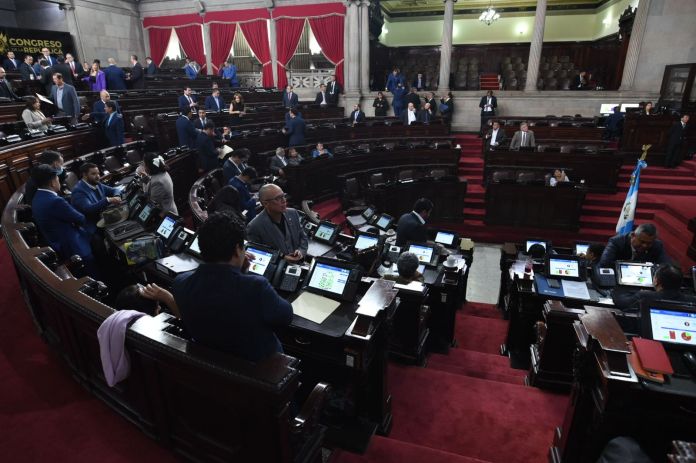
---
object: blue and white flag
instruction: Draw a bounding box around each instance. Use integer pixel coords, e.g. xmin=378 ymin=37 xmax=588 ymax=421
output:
xmin=616 ymin=159 xmax=648 ymax=234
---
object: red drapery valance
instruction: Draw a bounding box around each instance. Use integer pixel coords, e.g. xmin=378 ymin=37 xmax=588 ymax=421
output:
xmin=143 ymin=13 xmax=201 ymax=29
xmin=204 ymin=8 xmax=270 ymax=24
xmin=272 ymin=3 xmax=345 ymax=19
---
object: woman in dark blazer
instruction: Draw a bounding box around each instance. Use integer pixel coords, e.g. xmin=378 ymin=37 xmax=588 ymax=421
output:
xmin=373 ymin=91 xmax=389 ymax=117
xmin=139 ymin=152 xmax=178 ymax=215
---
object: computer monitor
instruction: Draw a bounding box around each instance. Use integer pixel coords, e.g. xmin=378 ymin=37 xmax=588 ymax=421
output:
xmin=546 ymin=255 xmax=583 ymax=281
xmin=526 ymin=239 xmax=547 ymax=253
xmin=617 ymin=261 xmax=654 ymax=288
xmin=641 ymin=300 xmax=696 ymax=348
xmin=354 ymin=232 xmax=379 ymax=251
xmin=314 ymin=221 xmax=340 ymax=244
xmin=245 ymin=244 xmax=278 ymax=277
xmin=574 ymin=243 xmax=590 ymax=256
xmin=187 ymin=234 xmax=201 ymax=257
xmin=620 ymin=103 xmax=639 ymax=113
xmin=434 ymin=231 xmax=458 ymax=247
xmin=599 ymin=103 xmax=618 ymax=115
xmin=407 ymin=243 xmax=439 ymax=267
xmin=155 ymin=215 xmax=178 ymax=241
xmin=374 ymin=213 xmax=394 ymax=231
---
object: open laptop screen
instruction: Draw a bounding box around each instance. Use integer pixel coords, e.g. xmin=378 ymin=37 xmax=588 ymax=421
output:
xmin=354 ymin=233 xmax=379 ymax=251
xmin=307 ymin=262 xmax=350 ymax=296
xmin=547 ymin=256 xmax=581 ymax=279
xmin=618 ymin=262 xmax=653 ymax=287
xmin=647 ymin=306 xmax=696 ymax=347
xmin=435 ymin=231 xmax=456 ymax=246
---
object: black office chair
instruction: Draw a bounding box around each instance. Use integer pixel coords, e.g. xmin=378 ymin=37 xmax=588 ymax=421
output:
xmin=104 ymin=155 xmax=122 ymax=172
xmin=398 ymin=169 xmax=415 ymax=182
xmin=64 ymin=171 xmax=79 ymax=191
xmin=516 ymin=172 xmax=537 ymax=184
xmin=126 ymin=149 xmax=142 ymax=165
xmin=491 ymin=170 xmax=514 ymax=183
xmin=369 ymin=173 xmax=386 ymax=188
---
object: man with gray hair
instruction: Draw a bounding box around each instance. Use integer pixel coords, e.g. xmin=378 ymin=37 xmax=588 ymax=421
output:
xmin=270 ymin=147 xmax=288 ymax=177
xmin=103 ymin=57 xmax=127 ymax=90
xmin=383 ymin=252 xmax=424 ymax=284
xmin=598 ymin=223 xmax=671 ymax=268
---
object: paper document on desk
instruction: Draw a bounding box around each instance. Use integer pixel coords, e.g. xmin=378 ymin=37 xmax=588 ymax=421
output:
xmin=292 ymin=291 xmax=341 ymax=324
xmin=561 ymin=280 xmax=591 ymax=300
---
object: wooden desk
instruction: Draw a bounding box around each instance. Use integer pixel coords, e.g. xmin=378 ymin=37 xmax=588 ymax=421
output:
xmin=485 ymin=183 xmax=586 ymax=230
xmin=493 ymin=116 xmax=604 ymax=141
xmin=621 ymin=113 xmax=696 ymax=164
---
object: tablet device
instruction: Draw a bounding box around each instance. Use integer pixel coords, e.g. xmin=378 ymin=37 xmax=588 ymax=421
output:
xmin=546 ymin=255 xmax=583 ymax=281
xmin=574 ymin=243 xmax=590 ymax=256
xmin=186 ymin=234 xmax=201 ymax=257
xmin=313 ymin=221 xmax=340 ymax=245
xmin=137 ymin=203 xmax=155 ymax=225
xmin=434 ymin=231 xmax=457 ymax=247
xmin=374 ymin=213 xmax=394 ymax=231
xmin=361 ymin=206 xmax=375 ymax=221
xmin=155 ymin=215 xmax=179 ymax=241
xmin=246 ymin=245 xmax=277 ymax=277
xmin=354 ymin=232 xmax=379 ymax=251
xmin=407 ymin=243 xmax=439 ymax=267
xmin=304 ymin=258 xmax=361 ymax=302
xmin=641 ymin=299 xmax=696 ymax=347
xmin=617 ymin=261 xmax=654 ymax=288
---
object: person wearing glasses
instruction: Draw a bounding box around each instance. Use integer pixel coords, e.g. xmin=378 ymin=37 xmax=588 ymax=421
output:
xmin=246 ymin=184 xmax=308 ymax=263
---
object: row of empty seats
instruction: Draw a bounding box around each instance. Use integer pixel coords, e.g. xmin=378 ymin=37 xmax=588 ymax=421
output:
xmin=490 ymin=169 xmax=572 ymax=185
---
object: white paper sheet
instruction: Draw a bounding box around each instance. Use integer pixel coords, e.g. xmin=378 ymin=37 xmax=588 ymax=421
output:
xmin=561 ymin=280 xmax=591 ymax=300
xmin=291 ymin=291 xmax=341 ymax=324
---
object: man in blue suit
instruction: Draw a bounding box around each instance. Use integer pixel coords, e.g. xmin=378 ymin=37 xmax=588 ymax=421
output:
xmin=39 ymin=47 xmax=57 ymax=67
xmin=50 ymin=73 xmax=81 ymax=123
xmin=386 ymin=68 xmax=405 ymax=94
xmin=71 ymin=162 xmax=122 ymax=236
xmin=103 ymin=58 xmax=127 ymax=90
xmin=283 ymin=108 xmax=306 ymax=147
xmin=221 ymin=62 xmax=239 ymax=87
xmin=204 ymin=88 xmax=225 ymax=112
xmin=195 ymin=121 xmax=219 ymax=173
xmin=31 ymin=165 xmax=97 ymax=276
xmin=103 ymin=101 xmax=125 ymax=147
xmin=145 ymin=57 xmax=157 ymax=75
xmin=229 ymin=167 xmax=258 ymax=222
xmin=184 ymin=58 xmax=199 ymax=80
xmin=88 ymin=90 xmax=120 ymax=124
xmin=176 ymin=108 xmax=198 ymax=148
xmin=178 ymin=86 xmax=198 ymax=113
xmin=282 ymin=85 xmax=298 ymax=109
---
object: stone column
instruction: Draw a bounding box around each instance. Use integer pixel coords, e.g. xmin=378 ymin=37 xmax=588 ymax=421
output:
xmin=268 ymin=15 xmax=280 ymax=88
xmin=64 ymin=1 xmax=87 ymax=64
xmin=202 ymin=22 xmax=214 ymax=75
xmin=437 ymin=0 xmax=456 ymax=95
xmin=346 ymin=0 xmax=360 ymax=95
xmin=360 ymin=0 xmax=370 ymax=93
xmin=619 ymin=0 xmax=651 ymax=91
xmin=524 ymin=0 xmax=547 ymax=92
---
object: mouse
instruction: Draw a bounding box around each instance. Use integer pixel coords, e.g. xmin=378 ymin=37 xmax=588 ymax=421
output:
xmin=682 ymin=351 xmax=696 ymax=376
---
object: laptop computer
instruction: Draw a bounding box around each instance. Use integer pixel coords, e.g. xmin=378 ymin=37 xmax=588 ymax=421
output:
xmin=616 ymin=261 xmax=654 ymax=288
xmin=105 ymin=201 xmax=157 ymax=242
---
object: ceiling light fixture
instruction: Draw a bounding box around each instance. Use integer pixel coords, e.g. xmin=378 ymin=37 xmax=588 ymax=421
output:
xmin=479 ymin=1 xmax=500 ymax=26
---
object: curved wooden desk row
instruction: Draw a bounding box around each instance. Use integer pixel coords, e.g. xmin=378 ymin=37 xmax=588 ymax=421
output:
xmin=486 ymin=116 xmax=604 ymax=141
xmin=1 ymin=190 xmax=328 ymax=462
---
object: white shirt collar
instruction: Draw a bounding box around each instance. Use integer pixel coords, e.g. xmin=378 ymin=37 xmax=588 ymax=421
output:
xmin=37 ymin=188 xmax=57 ymax=196
xmin=412 ymin=211 xmax=425 ymax=224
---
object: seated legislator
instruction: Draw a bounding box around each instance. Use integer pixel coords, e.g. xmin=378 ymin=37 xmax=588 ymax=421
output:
xmin=195 ymin=121 xmax=219 ymax=173
xmin=509 ymin=122 xmax=536 ymax=150
xmin=145 ymin=57 xmax=157 ymax=75
xmin=270 ymin=147 xmax=288 ymax=177
xmin=228 ymin=93 xmax=245 ymax=119
xmin=314 ymin=84 xmax=329 ymax=106
xmin=598 ymin=223 xmax=671 ymax=269
xmin=349 ymin=104 xmax=366 ymax=126
xmin=396 ymin=198 xmax=433 ymax=247
xmin=549 ymin=169 xmax=570 ymax=186
xmin=23 ymin=150 xmax=65 ymax=206
xmin=418 ymin=102 xmax=434 ymax=124
xmin=103 ymin=101 xmax=125 ymax=147
xmin=31 ymin=165 xmax=96 ymax=275
xmin=22 ymin=96 xmax=52 ymax=132
xmin=204 ymin=88 xmax=225 ymax=112
xmin=484 ymin=120 xmax=506 ymax=149
xmin=400 ymin=102 xmax=418 ymax=126
xmin=228 ymin=167 xmax=258 ymax=221
xmin=222 ymin=149 xmax=249 ymax=183
xmin=311 ymin=143 xmax=332 ymax=158
xmin=176 ymin=108 xmax=198 ymax=149
xmin=71 ymin=162 xmax=122 ymax=236
xmin=247 ymin=184 xmax=309 ymax=263
xmin=0 ymin=67 xmax=20 ymax=100
xmin=139 ymin=152 xmax=178 ymax=215
xmin=287 ymin=147 xmax=303 ymax=167
xmin=193 ymin=108 xmax=209 ymax=130
xmin=612 ymin=263 xmax=696 ymax=312
xmin=383 ymin=252 xmax=425 ymax=285
xmin=170 ymin=212 xmax=293 ymax=362
xmin=19 ymin=55 xmax=39 ymax=81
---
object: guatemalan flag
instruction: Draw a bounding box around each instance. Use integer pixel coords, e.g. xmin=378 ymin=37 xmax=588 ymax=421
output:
xmin=616 ymin=158 xmax=648 ymax=234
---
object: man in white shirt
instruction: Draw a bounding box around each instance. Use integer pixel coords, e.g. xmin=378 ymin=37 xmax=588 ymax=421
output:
xmin=400 ymin=102 xmax=418 ymax=126
xmin=314 ymin=84 xmax=328 ymax=106
xmin=484 ymin=120 xmax=506 ymax=149
xmin=509 ymin=122 xmax=536 ymax=150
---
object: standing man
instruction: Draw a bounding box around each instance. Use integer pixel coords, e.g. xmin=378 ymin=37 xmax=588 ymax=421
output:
xmin=326 ymin=74 xmax=341 ymax=106
xmin=145 ymin=57 xmax=157 ymax=75
xmin=103 ymin=101 xmax=125 ymax=147
xmin=665 ymin=114 xmax=690 ymax=168
xmin=392 ymin=82 xmax=407 ymax=117
xmin=282 ymin=85 xmax=298 ymax=109
xmin=222 ymin=61 xmax=239 ymax=87
xmin=3 ymin=51 xmax=19 ymax=71
xmin=195 ymin=121 xmax=219 ymax=173
xmin=50 ymin=73 xmax=81 ymax=124
xmin=52 ymin=57 xmax=73 ymax=86
xmin=65 ymin=53 xmax=81 ymax=81
xmin=509 ymin=122 xmax=536 ymax=150
xmin=38 ymin=60 xmax=54 ymax=95
xmin=247 ymin=184 xmax=308 ymax=262
xmin=479 ymin=90 xmax=497 ymax=136
xmin=19 ymin=55 xmax=39 ymax=81
xmin=88 ymin=90 xmax=120 ymax=124
xmin=39 ymin=47 xmax=57 ymax=67
xmin=193 ymin=109 xmax=209 ymax=130
xmin=396 ymin=198 xmax=433 ymax=247
xmin=484 ymin=120 xmax=506 ymax=149
xmin=176 ymin=108 xmax=198 ymax=149
xmin=71 ymin=162 xmax=122 ymax=236
xmin=283 ymin=109 xmax=306 ymax=147
xmin=0 ymin=67 xmax=20 ymax=101
xmin=405 ymin=86 xmax=421 ymax=110
xmin=178 ymin=86 xmax=198 ymax=113
xmin=386 ymin=68 xmax=405 ymax=94
xmin=103 ymin=58 xmax=127 ymax=90
xmin=184 ymin=58 xmax=199 ymax=80
xmin=129 ymin=55 xmax=145 ymax=89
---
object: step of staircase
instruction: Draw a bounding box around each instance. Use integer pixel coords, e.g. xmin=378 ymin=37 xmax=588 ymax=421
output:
xmin=581 ymin=204 xmax=656 ymax=219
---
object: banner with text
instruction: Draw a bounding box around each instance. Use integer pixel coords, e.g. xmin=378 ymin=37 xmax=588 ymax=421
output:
xmin=0 ymin=27 xmax=76 ymax=59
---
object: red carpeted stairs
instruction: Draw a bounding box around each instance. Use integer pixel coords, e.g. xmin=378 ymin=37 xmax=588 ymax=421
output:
xmin=331 ymin=301 xmax=568 ymax=463
xmin=479 ymin=73 xmax=500 ymax=91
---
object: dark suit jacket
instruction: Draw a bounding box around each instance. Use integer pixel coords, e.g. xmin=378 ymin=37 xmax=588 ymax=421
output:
xmin=50 ymin=83 xmax=81 ymax=118
xmin=314 ymin=91 xmax=329 ymax=105
xmin=412 ymin=77 xmax=426 ymax=90
xmin=104 ymin=113 xmax=125 ymax=147
xmin=178 ymin=94 xmax=198 ymax=113
xmin=3 ymin=58 xmax=19 ymax=71
xmin=172 ymin=264 xmax=292 ymax=362
xmin=71 ymin=179 xmax=121 ymax=235
xmin=52 ymin=63 xmax=73 ymax=86
xmin=485 ymin=128 xmax=507 ymax=148
xmin=40 ymin=66 xmax=54 ymax=95
xmin=146 ymin=62 xmax=157 ymax=75
xmin=204 ymin=95 xmax=225 ymax=112
xmin=667 ymin=121 xmax=687 ymax=149
xmin=417 ymin=109 xmax=433 ymax=124
xmin=0 ymin=79 xmax=18 ymax=100
xmin=246 ymin=208 xmax=308 ymax=256
xmin=176 ymin=115 xmax=197 ymax=148
xmin=326 ymin=81 xmax=341 ymax=105
xmin=479 ymin=96 xmax=497 ymax=115
xmin=612 ymin=287 xmax=696 ymax=312
xmin=396 ymin=211 xmax=427 ymax=247
xmin=193 ymin=117 xmax=210 ymax=130
xmin=32 ymin=189 xmax=92 ymax=259
xmin=284 ymin=116 xmax=306 ymax=147
xmin=41 ymin=55 xmax=58 ymax=67
xmin=598 ymin=233 xmax=670 ymax=268
xmin=405 ymin=93 xmax=421 ymax=110
xmin=229 ymin=176 xmax=257 ymax=221
xmin=91 ymin=99 xmax=120 ymax=124
xmin=222 ymin=158 xmax=244 ymax=183
xmin=130 ymin=62 xmax=144 ymax=89
xmin=282 ymin=91 xmax=299 ymax=108
xmin=195 ymin=132 xmax=218 ymax=172
xmin=269 ymin=155 xmax=287 ymax=176
xmin=19 ymin=62 xmax=39 ymax=81
xmin=103 ymin=65 xmax=127 ymax=90
xmin=400 ymin=109 xmax=418 ymax=126
xmin=349 ymin=110 xmax=366 ymax=124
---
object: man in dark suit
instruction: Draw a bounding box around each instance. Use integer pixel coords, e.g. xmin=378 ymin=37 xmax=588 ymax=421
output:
xmin=314 ymin=84 xmax=329 ymax=106
xmin=603 ymin=106 xmax=624 ymax=140
xmin=229 ymin=167 xmax=258 ymax=222
xmin=169 ymin=211 xmax=293 ymax=362
xmin=400 ymin=102 xmax=418 ymax=126
xmin=51 ymin=57 xmax=73 ymax=86
xmin=484 ymin=120 xmax=506 ymax=149
xmin=50 ymin=73 xmax=81 ymax=123
xmin=612 ymin=263 xmax=696 ymax=312
xmin=65 ymin=53 xmax=81 ymax=81
xmin=19 ymin=55 xmax=39 ymax=81
xmin=38 ymin=60 xmax=54 ymax=95
xmin=129 ymin=55 xmax=145 ymax=89
xmin=145 ymin=57 xmax=157 ymax=75
xmin=204 ymin=88 xmax=225 ymax=112
xmin=70 ymin=162 xmax=122 ymax=236
xmin=665 ymin=114 xmax=689 ymax=168
xmin=176 ymin=108 xmax=198 ymax=148
xmin=3 ymin=51 xmax=19 ymax=71
xmin=405 ymin=86 xmax=421 ymax=110
xmin=326 ymin=74 xmax=341 ymax=106
xmin=103 ymin=101 xmax=125 ymax=147
xmin=348 ymin=104 xmax=365 ymax=126
xmin=195 ymin=121 xmax=219 ymax=173
xmin=283 ymin=108 xmax=306 ymax=147
xmin=479 ymin=90 xmax=497 ymax=136
xmin=417 ymin=102 xmax=434 ymax=124
xmin=88 ymin=90 xmax=120 ymax=124
xmin=31 ymin=165 xmax=97 ymax=276
xmin=39 ymin=47 xmax=58 ymax=67
xmin=282 ymin=85 xmax=299 ymax=109
xmin=178 ymin=87 xmax=198 ymax=113
xmin=396 ymin=198 xmax=433 ymax=247
xmin=425 ymin=92 xmax=438 ymax=116
xmin=412 ymin=72 xmax=426 ymax=91
xmin=0 ymin=67 xmax=20 ymax=100
xmin=103 ymin=58 xmax=127 ymax=90
xmin=598 ymin=223 xmax=671 ymax=269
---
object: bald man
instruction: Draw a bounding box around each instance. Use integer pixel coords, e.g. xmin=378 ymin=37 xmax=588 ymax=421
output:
xmin=103 ymin=57 xmax=127 ymax=90
xmin=246 ymin=184 xmax=308 ymax=262
xmin=86 ymin=90 xmax=120 ymax=124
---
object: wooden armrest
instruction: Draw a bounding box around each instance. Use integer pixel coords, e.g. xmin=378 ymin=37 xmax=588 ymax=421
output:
xmin=292 ymin=382 xmax=330 ymax=434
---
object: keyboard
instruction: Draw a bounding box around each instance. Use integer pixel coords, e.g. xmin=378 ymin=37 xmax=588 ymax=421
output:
xmin=106 ymin=220 xmax=145 ymax=242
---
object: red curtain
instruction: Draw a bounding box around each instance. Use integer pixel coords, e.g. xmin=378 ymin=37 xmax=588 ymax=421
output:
xmin=275 ymin=18 xmax=305 ymax=89
xmin=209 ymin=23 xmax=236 ymax=73
xmin=309 ymin=15 xmax=344 ymax=86
xmin=239 ymin=20 xmax=274 ymax=88
xmin=148 ymin=28 xmax=172 ymax=67
xmin=174 ymin=25 xmax=207 ymax=72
